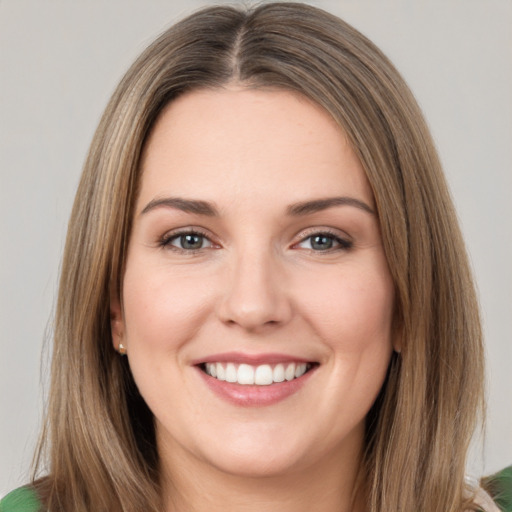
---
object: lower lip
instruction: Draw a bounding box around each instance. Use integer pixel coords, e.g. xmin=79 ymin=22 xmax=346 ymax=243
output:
xmin=196 ymin=366 xmax=316 ymax=407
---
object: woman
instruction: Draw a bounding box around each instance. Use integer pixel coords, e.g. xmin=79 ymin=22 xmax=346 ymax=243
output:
xmin=1 ymin=3 xmax=509 ymax=511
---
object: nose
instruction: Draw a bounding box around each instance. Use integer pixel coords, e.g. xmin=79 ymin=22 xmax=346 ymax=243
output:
xmin=217 ymin=248 xmax=293 ymax=332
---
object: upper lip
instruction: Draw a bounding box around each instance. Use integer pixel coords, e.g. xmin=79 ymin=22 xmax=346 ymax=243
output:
xmin=191 ymin=351 xmax=315 ymax=366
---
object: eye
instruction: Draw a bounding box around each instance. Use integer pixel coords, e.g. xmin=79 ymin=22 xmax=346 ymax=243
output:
xmin=296 ymin=232 xmax=352 ymax=252
xmin=162 ymin=231 xmax=213 ymax=251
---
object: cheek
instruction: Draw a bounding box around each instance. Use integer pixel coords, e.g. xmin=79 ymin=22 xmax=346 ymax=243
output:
xmin=121 ymin=261 xmax=213 ymax=350
xmin=120 ymin=261 xmax=211 ymax=419
xmin=298 ymin=265 xmax=395 ymax=354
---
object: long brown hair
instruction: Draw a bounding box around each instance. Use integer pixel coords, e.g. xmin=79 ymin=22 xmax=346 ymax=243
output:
xmin=34 ymin=3 xmax=484 ymax=511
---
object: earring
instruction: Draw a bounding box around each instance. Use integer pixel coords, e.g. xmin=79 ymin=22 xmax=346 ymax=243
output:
xmin=117 ymin=343 xmax=127 ymax=355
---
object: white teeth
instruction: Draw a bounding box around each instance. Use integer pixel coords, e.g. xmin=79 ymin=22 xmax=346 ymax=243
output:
xmin=226 ymin=363 xmax=237 ymax=383
xmin=237 ymin=364 xmax=255 ymax=385
xmin=204 ymin=362 xmax=312 ymax=385
xmin=273 ymin=364 xmax=285 ymax=383
xmin=285 ymin=363 xmax=295 ymax=381
xmin=254 ymin=364 xmax=273 ymax=385
xmin=205 ymin=363 xmax=217 ymax=378
xmin=295 ymin=363 xmax=307 ymax=378
xmin=216 ymin=363 xmax=226 ymax=381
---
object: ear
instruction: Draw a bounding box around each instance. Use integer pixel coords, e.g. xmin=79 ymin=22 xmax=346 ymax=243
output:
xmin=110 ymin=291 xmax=125 ymax=352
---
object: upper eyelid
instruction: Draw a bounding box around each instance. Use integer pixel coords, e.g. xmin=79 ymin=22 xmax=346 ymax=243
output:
xmin=161 ymin=226 xmax=212 ymax=240
xmin=292 ymin=227 xmax=354 ymax=250
xmin=296 ymin=234 xmax=350 ymax=247
xmin=157 ymin=226 xmax=352 ymax=247
xmin=294 ymin=226 xmax=352 ymax=242
xmin=159 ymin=227 xmax=216 ymax=249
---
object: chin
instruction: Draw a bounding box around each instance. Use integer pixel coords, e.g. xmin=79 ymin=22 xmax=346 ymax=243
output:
xmin=203 ymin=447 xmax=306 ymax=479
xmin=187 ymin=423 xmax=315 ymax=478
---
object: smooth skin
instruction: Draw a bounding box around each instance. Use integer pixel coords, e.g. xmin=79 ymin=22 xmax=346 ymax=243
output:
xmin=111 ymin=87 xmax=395 ymax=512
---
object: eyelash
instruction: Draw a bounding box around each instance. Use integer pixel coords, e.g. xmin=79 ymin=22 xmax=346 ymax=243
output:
xmin=159 ymin=229 xmax=352 ymax=254
xmin=294 ymin=229 xmax=353 ymax=253
xmin=159 ymin=229 xmax=214 ymax=254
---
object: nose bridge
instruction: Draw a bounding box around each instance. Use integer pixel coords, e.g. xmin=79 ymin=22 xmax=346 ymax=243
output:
xmin=218 ymin=238 xmax=291 ymax=331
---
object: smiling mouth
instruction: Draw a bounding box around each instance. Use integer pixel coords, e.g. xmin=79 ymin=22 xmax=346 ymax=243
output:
xmin=200 ymin=362 xmax=316 ymax=386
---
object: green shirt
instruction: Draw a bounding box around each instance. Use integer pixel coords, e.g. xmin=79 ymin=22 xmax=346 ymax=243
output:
xmin=1 ymin=466 xmax=511 ymax=511
xmin=0 ymin=487 xmax=39 ymax=512
xmin=482 ymin=466 xmax=512 ymax=512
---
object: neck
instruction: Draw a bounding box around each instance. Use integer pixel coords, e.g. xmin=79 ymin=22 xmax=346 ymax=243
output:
xmin=159 ymin=433 xmax=365 ymax=512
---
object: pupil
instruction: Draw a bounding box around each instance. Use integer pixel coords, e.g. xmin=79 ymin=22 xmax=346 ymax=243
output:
xmin=182 ymin=234 xmax=202 ymax=249
xmin=312 ymin=235 xmax=333 ymax=250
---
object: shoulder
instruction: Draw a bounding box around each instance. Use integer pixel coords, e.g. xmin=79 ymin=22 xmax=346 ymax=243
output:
xmin=0 ymin=487 xmax=41 ymax=512
xmin=481 ymin=465 xmax=512 ymax=512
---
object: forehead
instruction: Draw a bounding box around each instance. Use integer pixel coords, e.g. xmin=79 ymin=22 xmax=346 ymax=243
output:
xmin=138 ymin=87 xmax=373 ymax=210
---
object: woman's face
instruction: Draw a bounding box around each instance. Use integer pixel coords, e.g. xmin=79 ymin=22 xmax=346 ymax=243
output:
xmin=112 ymin=88 xmax=395 ymax=478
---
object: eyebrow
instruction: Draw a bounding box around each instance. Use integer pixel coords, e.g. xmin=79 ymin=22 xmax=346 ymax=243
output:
xmin=140 ymin=197 xmax=219 ymax=216
xmin=287 ymin=197 xmax=375 ymax=216
xmin=140 ymin=195 xmax=375 ymax=217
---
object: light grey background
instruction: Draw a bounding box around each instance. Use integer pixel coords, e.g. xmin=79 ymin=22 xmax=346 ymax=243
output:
xmin=1 ymin=0 xmax=511 ymax=496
